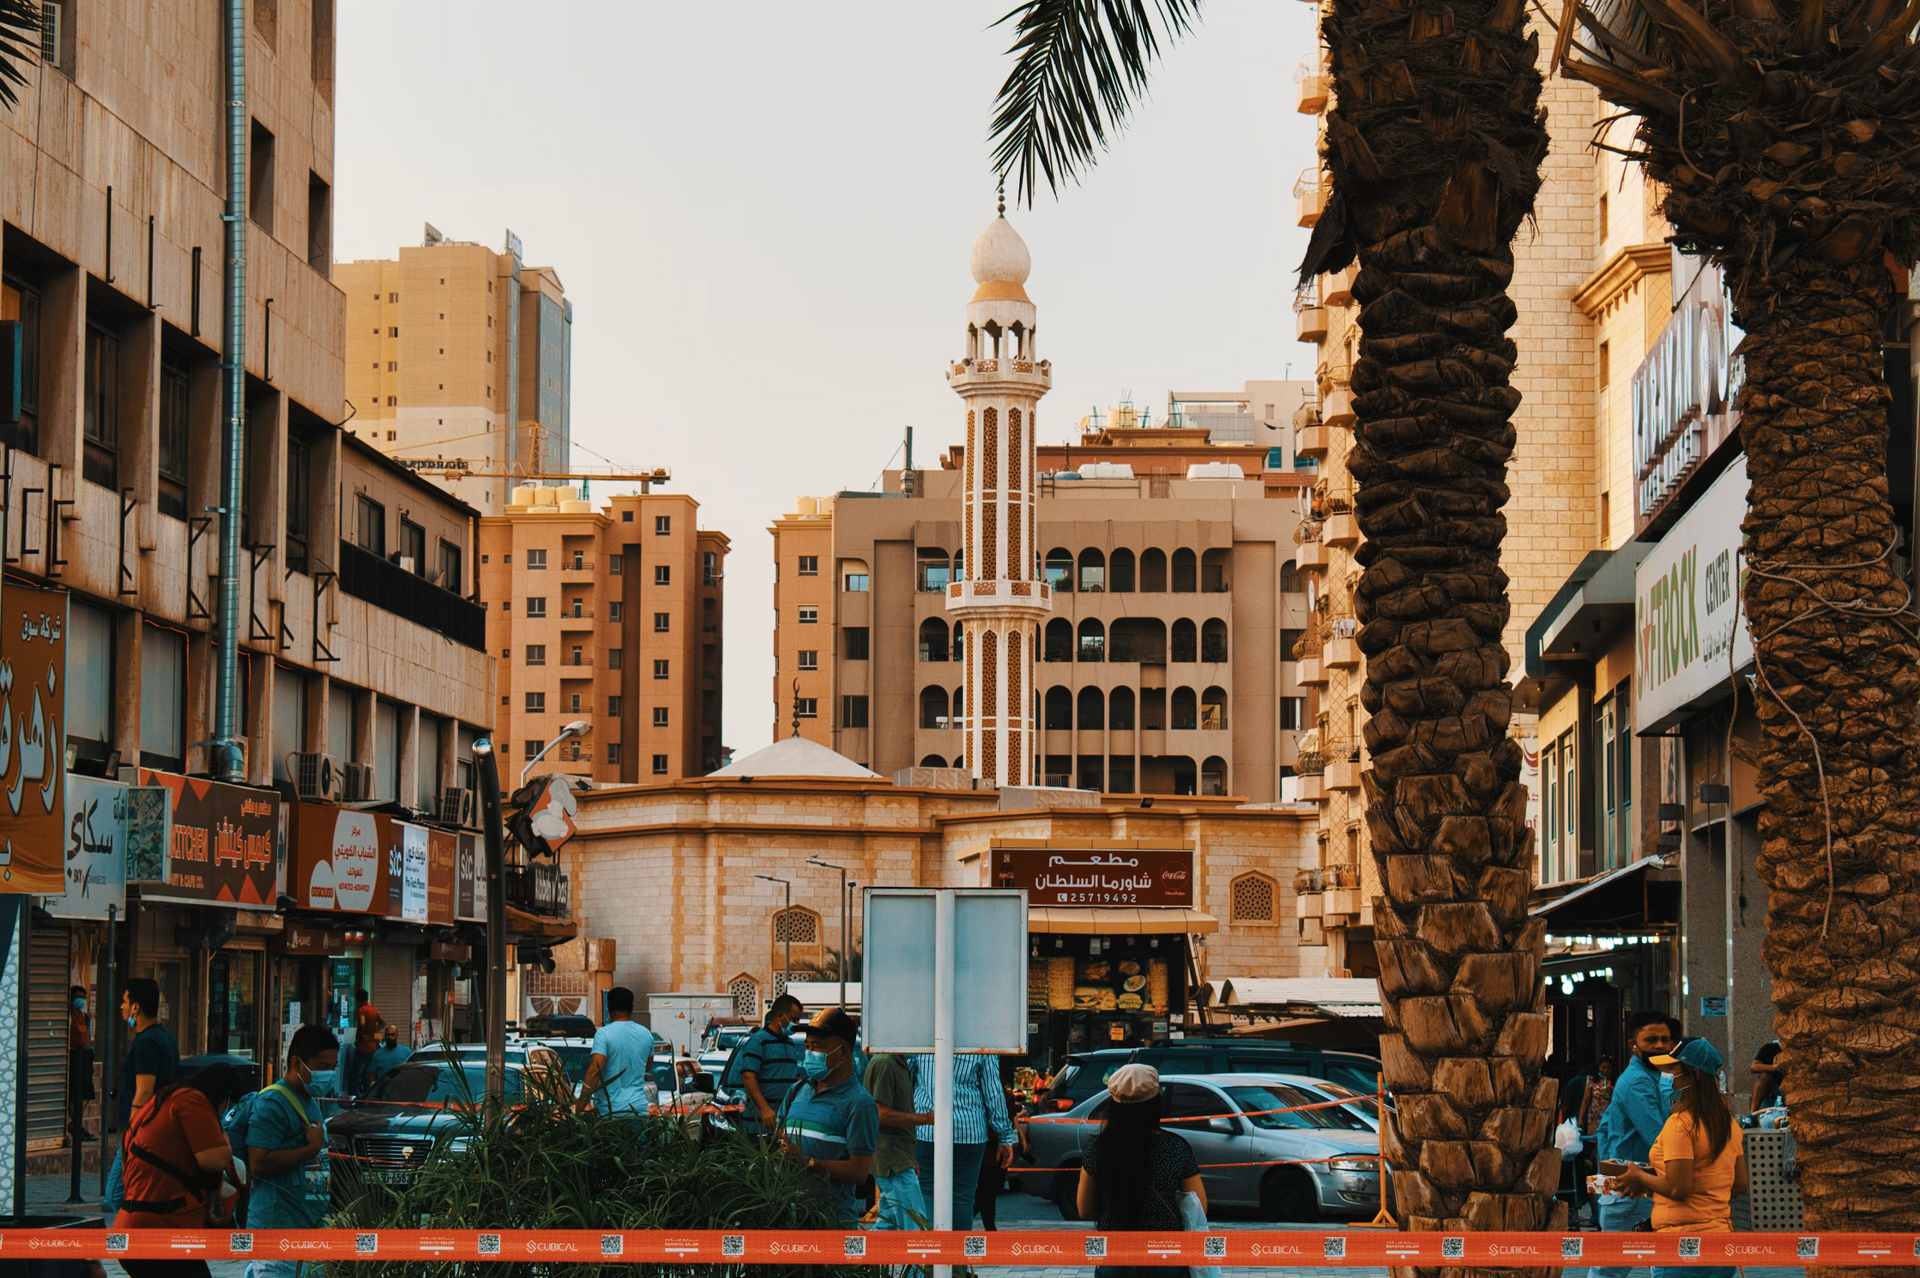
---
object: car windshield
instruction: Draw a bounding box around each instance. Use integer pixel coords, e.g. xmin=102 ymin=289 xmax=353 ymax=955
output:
xmin=1315 ymin=1079 xmax=1383 ymax=1121
xmin=716 ymin=1027 xmax=751 ymax=1049
xmin=366 ymin=1062 xmax=524 ymax=1106
xmin=1227 ymin=1084 xmax=1373 ymax=1132
xmin=1324 ymin=1061 xmax=1384 ymax=1095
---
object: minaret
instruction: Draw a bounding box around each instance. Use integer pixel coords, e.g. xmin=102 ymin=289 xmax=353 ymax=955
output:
xmin=946 ymin=194 xmax=1052 ymax=788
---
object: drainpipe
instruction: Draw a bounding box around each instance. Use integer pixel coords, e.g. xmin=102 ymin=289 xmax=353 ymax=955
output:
xmin=212 ymin=0 xmax=248 ymax=782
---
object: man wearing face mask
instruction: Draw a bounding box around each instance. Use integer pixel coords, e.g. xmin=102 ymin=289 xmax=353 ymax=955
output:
xmin=738 ymin=994 xmax=805 ymax=1138
xmin=776 ymin=1007 xmax=877 ymax=1226
xmin=105 ymin=978 xmax=178 ymax=1218
xmin=1592 ymin=1010 xmax=1683 ymax=1266
xmin=67 ymin=985 xmax=95 ymax=1145
xmin=244 ymin=1026 xmax=341 ymax=1276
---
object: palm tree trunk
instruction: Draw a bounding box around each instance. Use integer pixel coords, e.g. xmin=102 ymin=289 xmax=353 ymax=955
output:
xmin=1733 ymin=254 xmax=1920 ymax=1263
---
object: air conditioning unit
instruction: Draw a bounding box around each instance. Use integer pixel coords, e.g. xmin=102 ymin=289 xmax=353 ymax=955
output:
xmin=438 ymin=786 xmax=476 ymax=829
xmin=40 ymin=2 xmax=62 ymax=70
xmin=342 ymin=761 xmax=376 ymax=803
xmin=290 ymin=752 xmax=340 ymax=802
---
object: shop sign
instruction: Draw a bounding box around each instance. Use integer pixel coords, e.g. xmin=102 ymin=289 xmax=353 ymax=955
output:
xmin=124 ymin=785 xmax=172 ymax=884
xmin=428 ymin=829 xmax=456 ymax=925
xmin=455 ymin=832 xmax=487 ymax=922
xmin=294 ymin=805 xmax=384 ymax=912
xmin=430 ymin=939 xmax=470 ymax=962
xmin=1632 ymin=259 xmax=1743 ymax=528
xmin=1634 ymin=454 xmax=1752 ymax=731
xmin=49 ymin=774 xmax=129 ymax=919
xmin=991 ymin=845 xmax=1195 ymax=907
xmin=272 ymin=922 xmax=345 ymax=956
xmin=135 ymin=770 xmax=279 ymax=907
xmin=0 ymin=583 xmax=67 ymax=893
xmin=401 ymin=823 xmax=429 ymax=923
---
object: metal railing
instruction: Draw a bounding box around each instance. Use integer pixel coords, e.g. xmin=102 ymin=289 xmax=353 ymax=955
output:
xmin=504 ymin=844 xmax=571 ymax=919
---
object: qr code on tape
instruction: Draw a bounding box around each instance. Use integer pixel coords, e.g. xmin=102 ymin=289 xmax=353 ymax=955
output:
xmin=1678 ymin=1238 xmax=1701 ymax=1258
xmin=844 ymin=1236 xmax=867 ymax=1258
xmin=965 ymin=1236 xmax=986 ymax=1258
xmin=479 ymin=1234 xmax=501 ymax=1256
xmin=1085 ymin=1236 xmax=1108 ymax=1258
xmin=1325 ymin=1237 xmax=1348 ymax=1259
xmin=1560 ymin=1237 xmax=1583 ymax=1259
xmin=1205 ymin=1237 xmax=1226 ymax=1258
xmin=723 ymin=1235 xmax=746 ymax=1257
xmin=1444 ymin=1237 xmax=1466 ymax=1259
xmin=229 ymin=1233 xmax=254 ymax=1254
xmin=602 ymin=1235 xmax=624 ymax=1256
xmin=1798 ymin=1238 xmax=1820 ymax=1259
xmin=105 ymin=1234 xmax=128 ymax=1253
xmin=355 ymin=1234 xmax=378 ymax=1254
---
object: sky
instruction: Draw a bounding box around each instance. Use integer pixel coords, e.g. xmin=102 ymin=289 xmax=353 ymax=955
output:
xmin=334 ymin=0 xmax=1322 ymax=759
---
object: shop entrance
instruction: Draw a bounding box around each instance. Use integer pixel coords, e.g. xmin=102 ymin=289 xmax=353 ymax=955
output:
xmin=1027 ymin=932 xmax=1188 ymax=1070
xmin=207 ymin=950 xmax=260 ymax=1060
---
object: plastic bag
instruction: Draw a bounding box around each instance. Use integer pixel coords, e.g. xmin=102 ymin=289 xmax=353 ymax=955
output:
xmin=1180 ymin=1190 xmax=1222 ymax=1278
xmin=1555 ymin=1118 xmax=1584 ymax=1157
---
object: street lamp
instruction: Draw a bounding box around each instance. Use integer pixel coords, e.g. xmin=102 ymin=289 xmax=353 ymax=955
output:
xmin=805 ymin=858 xmax=852 ymax=1009
xmin=522 ymin=719 xmax=593 ymax=787
xmin=471 ymin=738 xmax=508 ymax=1108
xmin=756 ymin=875 xmax=792 ymax=993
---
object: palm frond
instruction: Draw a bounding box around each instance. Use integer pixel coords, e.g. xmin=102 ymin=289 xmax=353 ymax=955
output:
xmin=987 ymin=0 xmax=1203 ymax=205
xmin=0 ymin=0 xmax=41 ymax=110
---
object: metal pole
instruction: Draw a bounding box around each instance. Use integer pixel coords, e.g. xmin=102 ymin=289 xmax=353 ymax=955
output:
xmin=98 ymin=905 xmax=117 ymax=1203
xmin=474 ymin=739 xmax=508 ymax=1108
xmin=12 ymin=896 xmax=27 ymax=1218
xmin=933 ymin=889 xmax=955 ymax=1278
xmin=784 ymin=881 xmax=791 ymax=985
xmin=211 ymin=0 xmax=248 ymax=782
xmin=837 ymin=868 xmax=847 ymax=1008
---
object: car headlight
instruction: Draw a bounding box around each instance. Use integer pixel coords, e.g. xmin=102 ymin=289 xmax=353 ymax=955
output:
xmin=1328 ymin=1156 xmax=1378 ymax=1172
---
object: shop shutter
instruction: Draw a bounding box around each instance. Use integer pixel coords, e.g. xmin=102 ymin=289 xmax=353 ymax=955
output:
xmin=373 ymin=943 xmax=416 ymax=1039
xmin=26 ymin=922 xmax=71 ymax=1143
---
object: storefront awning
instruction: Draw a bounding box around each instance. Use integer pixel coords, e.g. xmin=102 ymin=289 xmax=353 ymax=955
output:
xmin=1027 ymin=907 xmax=1218 ymax=935
xmin=1530 ymin=856 xmax=1680 ymax=933
xmin=1203 ymin=976 xmax=1381 ymax=1018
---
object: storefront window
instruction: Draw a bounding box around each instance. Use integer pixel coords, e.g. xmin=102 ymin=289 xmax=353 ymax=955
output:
xmin=208 ymin=951 xmax=259 ymax=1059
xmin=330 ymin=952 xmax=368 ymax=1039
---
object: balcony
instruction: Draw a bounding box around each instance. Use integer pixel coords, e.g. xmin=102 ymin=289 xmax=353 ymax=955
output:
xmin=1327 ymin=759 xmax=1363 ymax=791
xmin=1327 ymin=636 xmax=1361 ymax=668
xmin=337 ymin=540 xmax=486 ymax=651
xmin=1322 ymin=263 xmax=1359 ymax=307
xmin=1296 ymin=425 xmax=1330 ymax=461
xmin=1323 ymin=387 xmax=1356 ymax=427
xmin=1295 ymin=171 xmax=1326 ymax=228
xmin=1299 ymin=657 xmax=1327 ymax=686
xmin=559 ymin=655 xmax=595 ymax=671
xmin=561 ymin=556 xmax=596 ymax=577
xmin=1325 ymin=886 xmax=1362 ymax=917
xmin=558 ymin=608 xmax=597 ymax=627
xmin=1296 ymin=305 xmax=1328 ymax=343
xmin=1108 ymin=639 xmax=1166 ymax=664
xmin=504 ymin=844 xmax=571 ymax=920
xmin=1326 ymin=513 xmax=1361 ymax=546
xmin=1296 ymin=73 xmax=1329 ymax=114
xmin=1295 ymin=773 xmax=1325 ymax=803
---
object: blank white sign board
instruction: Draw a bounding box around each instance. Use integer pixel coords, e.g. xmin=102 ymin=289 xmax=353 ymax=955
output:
xmin=863 ymin=888 xmax=1026 ymax=1053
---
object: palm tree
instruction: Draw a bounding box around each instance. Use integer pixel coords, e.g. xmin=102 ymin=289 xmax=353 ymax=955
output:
xmin=989 ymin=0 xmax=1562 ymax=1236
xmin=1558 ymin=0 xmax=1920 ymax=1246
xmin=0 ymin=0 xmax=39 ymax=109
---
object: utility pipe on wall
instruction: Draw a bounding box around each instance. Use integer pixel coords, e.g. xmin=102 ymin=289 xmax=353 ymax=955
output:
xmin=212 ymin=0 xmax=248 ymax=781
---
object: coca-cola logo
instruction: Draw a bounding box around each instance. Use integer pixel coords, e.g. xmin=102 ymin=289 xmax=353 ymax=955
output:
xmin=1160 ymin=867 xmax=1189 ymax=880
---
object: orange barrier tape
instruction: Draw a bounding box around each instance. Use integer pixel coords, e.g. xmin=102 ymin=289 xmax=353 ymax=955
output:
xmin=1019 ymin=1154 xmax=1382 ymax=1174
xmin=1023 ymin=1092 xmax=1384 ymax=1127
xmin=15 ymin=1228 xmax=1916 ymax=1265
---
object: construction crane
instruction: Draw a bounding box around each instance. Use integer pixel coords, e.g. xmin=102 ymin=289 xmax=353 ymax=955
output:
xmin=392 ymin=423 xmax=670 ymax=492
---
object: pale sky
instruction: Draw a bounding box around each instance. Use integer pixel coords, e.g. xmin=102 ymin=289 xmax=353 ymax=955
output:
xmin=335 ymin=0 xmax=1320 ymax=758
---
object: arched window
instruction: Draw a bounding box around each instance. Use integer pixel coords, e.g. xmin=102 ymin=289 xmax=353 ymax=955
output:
xmin=1141 ymin=548 xmax=1168 ymax=592
xmin=1110 ymin=687 xmax=1136 ymax=730
xmin=1280 ymin=560 xmax=1301 ymax=593
xmin=917 ymin=546 xmax=952 ymax=593
xmin=953 ymin=622 xmax=965 ymax=663
xmin=1111 ymin=617 xmax=1165 ymax=664
xmin=772 ymin=906 xmax=824 ymax=972
xmin=1077 ymin=618 xmax=1105 ymax=662
xmin=1201 ymin=548 xmax=1230 ymax=593
xmin=1201 ymin=686 xmax=1228 ymax=730
xmin=1201 ymin=619 xmax=1228 ymax=664
xmin=1044 ymin=548 xmax=1074 ymax=592
xmin=1171 ymin=686 xmax=1198 ymax=730
xmin=1171 ymin=548 xmax=1198 ymax=592
xmin=1078 ymin=686 xmax=1105 ymax=730
xmin=728 ymin=973 xmax=763 ymax=1019
xmin=953 ymin=547 xmax=965 ymax=582
xmin=1201 ymin=755 xmax=1228 ymax=796
xmin=1229 ymin=873 xmax=1278 ymax=924
xmin=1171 ymin=619 xmax=1198 ymax=663
xmin=921 ymin=685 xmax=952 ymax=729
xmin=1078 ymin=548 xmax=1105 ymax=593
xmin=1044 ymin=618 xmax=1073 ymax=662
xmin=919 ymin=754 xmax=948 ymax=768
xmin=1110 ymin=548 xmax=1136 ymax=592
xmin=919 ymin=617 xmax=950 ymax=662
xmin=1044 ymin=687 xmax=1072 ymax=730
xmin=953 ymin=685 xmax=965 ymax=719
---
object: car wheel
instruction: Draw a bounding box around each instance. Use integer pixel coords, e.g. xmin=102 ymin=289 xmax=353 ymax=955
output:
xmin=1260 ymin=1168 xmax=1319 ymax=1222
xmin=1052 ymin=1168 xmax=1081 ymax=1220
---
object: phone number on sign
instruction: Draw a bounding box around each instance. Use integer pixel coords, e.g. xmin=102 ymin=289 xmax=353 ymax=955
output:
xmin=1047 ymin=892 xmax=1147 ymax=904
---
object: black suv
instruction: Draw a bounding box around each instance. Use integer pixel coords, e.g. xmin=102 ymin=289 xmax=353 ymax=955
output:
xmin=1037 ymin=1042 xmax=1383 ymax=1111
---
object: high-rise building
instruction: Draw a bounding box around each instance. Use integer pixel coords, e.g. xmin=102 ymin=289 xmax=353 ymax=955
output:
xmin=480 ymin=488 xmax=728 ymax=785
xmin=338 ymin=231 xmax=572 ymax=511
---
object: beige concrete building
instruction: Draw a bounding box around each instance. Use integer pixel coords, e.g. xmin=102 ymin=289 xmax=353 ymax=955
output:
xmin=337 ymin=230 xmax=572 ymax=511
xmin=480 ymin=487 xmax=728 ymax=784
xmin=1288 ymin=35 xmax=1671 ymax=980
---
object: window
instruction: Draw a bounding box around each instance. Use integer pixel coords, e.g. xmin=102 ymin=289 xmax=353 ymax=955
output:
xmin=83 ymin=323 xmax=119 ymax=488
xmin=438 ymin=540 xmax=463 ymax=594
xmin=249 ymin=119 xmax=276 ymax=232
xmin=608 ymin=649 xmax=623 ymax=670
xmin=797 ymin=555 xmax=818 ymax=576
xmin=655 ymin=516 xmax=671 ymax=535
xmin=798 ymin=607 xmax=818 ymax=625
xmin=609 ymin=696 xmax=624 ymax=716
xmin=652 ymin=754 xmax=669 ymax=775
xmin=526 ymin=740 xmax=542 ymax=760
xmin=1598 ymin=340 xmax=1612 ymax=390
xmin=654 ymin=564 xmax=671 ymax=586
xmin=607 ymin=743 xmax=622 ymax=766
xmin=140 ymin=624 xmax=186 ymax=766
xmin=1230 ymin=873 xmax=1279 ymax=924
xmin=1280 ymin=697 xmax=1305 ymax=731
xmin=798 ymin=650 xmax=818 ymax=671
xmin=354 ymin=494 xmax=385 ymax=556
xmin=844 ymin=573 xmax=869 ymax=592
xmin=795 ymin=698 xmax=818 ymax=719
xmin=525 ymin=644 xmax=547 ymax=665
xmin=609 ymin=554 xmax=624 ymax=574
xmin=842 ymin=696 xmax=869 ymax=729
xmin=622 ymin=511 xmax=633 ymax=523
xmin=0 ymin=273 xmax=42 ymax=454
xmin=526 ymin=548 xmax=547 ymax=570
xmin=704 ymin=550 xmax=718 ymax=586
xmin=608 ymin=601 xmax=623 ymax=623
xmin=653 ymin=612 xmax=670 ymax=633
xmin=652 ymin=706 xmax=669 ymax=728
xmin=525 ymin=692 xmax=545 ymax=713
xmin=312 ymin=0 xmax=334 ymax=99
xmin=845 ymin=628 xmax=869 ymax=660
xmin=37 ymin=1 xmax=69 ymax=75
xmin=307 ymin=173 xmax=331 ymax=274
xmin=399 ymin=519 xmax=426 ymax=574
xmin=526 ymin=597 xmax=547 ymax=618
xmin=67 ymin=604 xmax=114 ymax=746
xmin=653 ymin=659 xmax=669 ymax=680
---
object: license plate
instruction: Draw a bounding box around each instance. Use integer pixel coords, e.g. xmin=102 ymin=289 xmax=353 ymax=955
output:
xmin=367 ymin=1170 xmax=412 ymax=1184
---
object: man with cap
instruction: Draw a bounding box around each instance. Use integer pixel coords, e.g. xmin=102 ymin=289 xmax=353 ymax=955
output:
xmin=776 ymin=1007 xmax=879 ymax=1227
xmin=1593 ymin=1010 xmax=1683 ymax=1264
xmin=1612 ymin=1036 xmax=1744 ymax=1275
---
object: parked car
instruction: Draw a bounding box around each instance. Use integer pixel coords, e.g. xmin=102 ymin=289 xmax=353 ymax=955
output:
xmin=698 ymin=1022 xmax=759 ymax=1078
xmin=1034 ymin=1042 xmax=1384 ymax=1112
xmin=1019 ymin=1072 xmax=1383 ymax=1221
xmin=417 ymin=1038 xmax=595 ymax=1087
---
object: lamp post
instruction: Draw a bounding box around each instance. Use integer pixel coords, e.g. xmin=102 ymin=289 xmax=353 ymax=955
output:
xmin=472 ymin=738 xmax=508 ymax=1108
xmin=805 ymin=858 xmax=850 ymax=1008
xmin=756 ymin=875 xmax=791 ymax=993
xmin=522 ymin=719 xmax=593 ymax=788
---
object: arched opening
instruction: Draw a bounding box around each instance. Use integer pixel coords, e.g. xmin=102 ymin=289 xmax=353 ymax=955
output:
xmin=1077 ymin=618 xmax=1105 ymax=662
xmin=954 ymin=755 xmax=964 ymax=770
xmin=1171 ymin=548 xmax=1198 ymax=592
xmin=1280 ymin=560 xmax=1301 ymax=593
xmin=1044 ymin=617 xmax=1073 ymax=662
xmin=966 ymin=324 xmax=978 ymax=362
xmin=1201 ymin=548 xmax=1230 ymax=593
xmin=728 ymin=973 xmax=763 ymax=1019
xmin=953 ymin=547 xmax=965 ymax=582
xmin=984 ymin=320 xmax=1003 ymax=359
xmin=1201 ymin=686 xmax=1228 ymax=730
xmin=953 ymin=684 xmax=966 ymax=719
xmin=1201 ymin=755 xmax=1228 ymax=796
xmin=1229 ymin=873 xmax=1278 ymax=924
xmin=1044 ymin=686 xmax=1072 ymax=730
xmin=919 ymin=617 xmax=950 ymax=662
xmin=1141 ymin=548 xmax=1168 ymax=592
xmin=1110 ymin=548 xmax=1136 ymax=592
xmin=772 ymin=906 xmax=824 ymax=972
xmin=1077 ymin=686 xmax=1105 ymax=730
xmin=1077 ymin=548 xmax=1105 ymax=593
xmin=919 ymin=754 xmax=948 ymax=768
xmin=1201 ymin=618 xmax=1229 ymax=664
xmin=917 ymin=546 xmax=952 ymax=594
xmin=1009 ymin=320 xmax=1026 ymax=358
xmin=1171 ymin=686 xmax=1198 ymax=730
xmin=920 ymin=685 xmax=951 ymax=729
xmin=1171 ymin=619 xmax=1198 ymax=663
xmin=1044 ymin=547 xmax=1073 ymax=592
xmin=1110 ymin=687 xmax=1136 ymax=730
xmin=1110 ymin=617 xmax=1166 ymax=663
xmin=952 ymin=622 xmax=965 ymax=663
xmin=1141 ymin=756 xmax=1197 ymax=795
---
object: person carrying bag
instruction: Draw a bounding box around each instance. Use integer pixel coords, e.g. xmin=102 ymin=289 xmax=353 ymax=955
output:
xmin=114 ymin=1063 xmax=249 ymax=1278
xmin=1075 ymin=1064 xmax=1204 ymax=1278
xmin=1606 ymin=1038 xmax=1747 ymax=1278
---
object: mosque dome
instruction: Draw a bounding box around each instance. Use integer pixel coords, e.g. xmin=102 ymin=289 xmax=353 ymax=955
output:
xmin=969 ymin=214 xmax=1032 ymax=289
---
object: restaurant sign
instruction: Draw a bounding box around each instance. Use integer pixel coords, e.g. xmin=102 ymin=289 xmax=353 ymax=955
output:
xmin=290 ymin=803 xmax=455 ymax=924
xmin=1634 ymin=453 xmax=1752 ymax=732
xmin=991 ymin=844 xmax=1194 ymax=907
xmin=1632 ymin=258 xmax=1743 ymax=530
xmin=135 ymin=770 xmax=280 ymax=908
xmin=0 ymin=584 xmax=68 ymax=893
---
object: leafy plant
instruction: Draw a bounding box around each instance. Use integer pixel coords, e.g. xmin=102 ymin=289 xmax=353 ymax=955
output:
xmin=0 ymin=0 xmax=40 ymax=109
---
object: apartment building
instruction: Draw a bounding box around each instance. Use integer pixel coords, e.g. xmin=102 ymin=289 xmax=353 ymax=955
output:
xmin=1289 ymin=29 xmax=1664 ymax=986
xmin=480 ymin=488 xmax=728 ymax=785
xmin=337 ymin=230 xmax=572 ymax=511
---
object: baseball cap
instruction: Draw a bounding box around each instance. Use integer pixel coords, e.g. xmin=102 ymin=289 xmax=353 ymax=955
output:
xmin=1107 ymin=1063 xmax=1161 ymax=1103
xmin=804 ymin=1006 xmax=860 ymax=1046
xmin=1648 ymin=1037 xmax=1724 ymax=1074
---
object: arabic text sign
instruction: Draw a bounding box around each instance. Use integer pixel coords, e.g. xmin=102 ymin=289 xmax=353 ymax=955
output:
xmin=136 ymin=770 xmax=280 ymax=907
xmin=0 ymin=583 xmax=67 ymax=893
xmin=401 ymin=823 xmax=429 ymax=923
xmin=1634 ymin=454 xmax=1752 ymax=731
xmin=51 ymin=774 xmax=129 ymax=919
xmin=991 ymin=845 xmax=1194 ymax=907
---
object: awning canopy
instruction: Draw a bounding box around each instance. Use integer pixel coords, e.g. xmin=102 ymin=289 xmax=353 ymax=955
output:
xmin=1202 ymin=976 xmax=1380 ymax=1018
xmin=1529 ymin=857 xmax=1680 ymax=933
xmin=1027 ymin=907 xmax=1218 ymax=935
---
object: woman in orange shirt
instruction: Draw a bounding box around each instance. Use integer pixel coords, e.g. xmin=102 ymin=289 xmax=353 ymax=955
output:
xmin=114 ymin=1062 xmax=248 ymax=1278
xmin=1608 ymin=1038 xmax=1746 ymax=1278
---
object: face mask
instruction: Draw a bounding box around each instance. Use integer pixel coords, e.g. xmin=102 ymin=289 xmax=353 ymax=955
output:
xmin=126 ymin=1014 xmax=138 ymax=1030
xmin=1658 ymin=1071 xmax=1675 ymax=1097
xmin=306 ymin=1070 xmax=337 ymax=1097
xmin=73 ymin=998 xmax=86 ymax=1011
xmin=802 ymin=1049 xmax=833 ymax=1082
